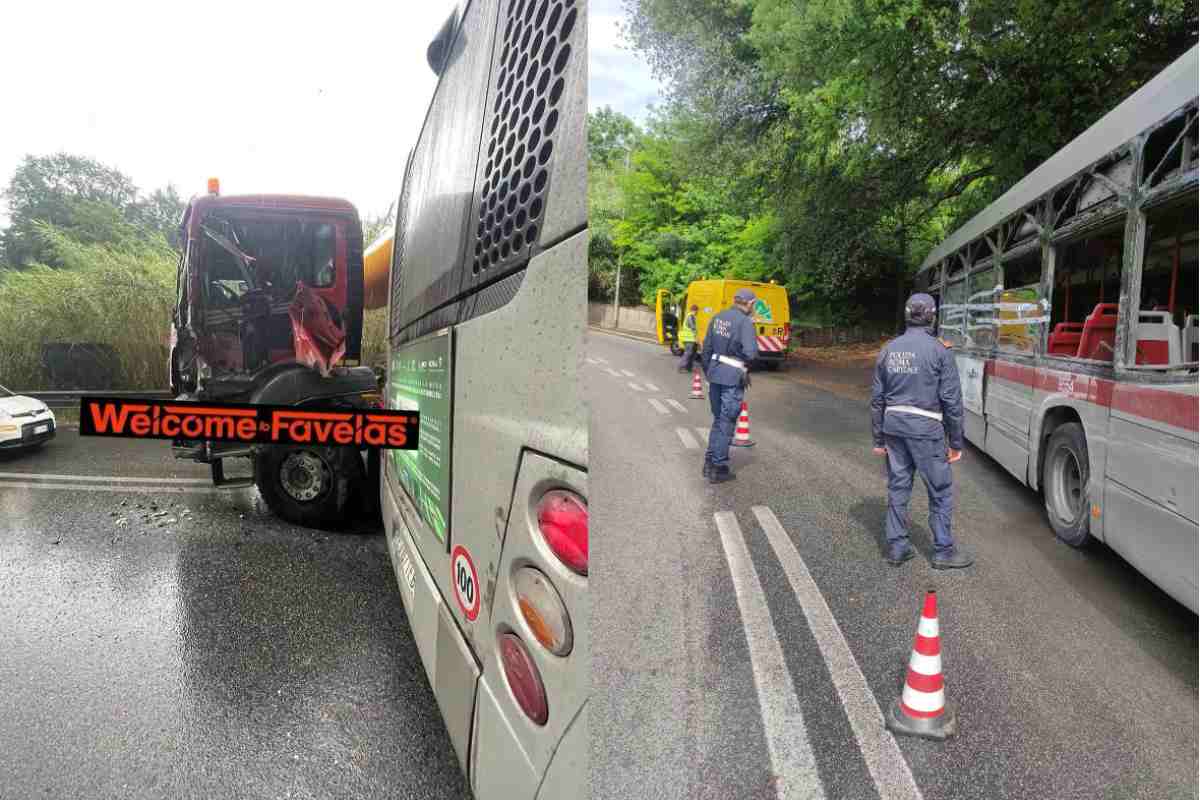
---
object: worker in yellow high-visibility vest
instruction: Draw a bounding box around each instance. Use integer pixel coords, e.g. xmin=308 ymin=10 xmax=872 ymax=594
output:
xmin=677 ymin=304 xmax=700 ymax=372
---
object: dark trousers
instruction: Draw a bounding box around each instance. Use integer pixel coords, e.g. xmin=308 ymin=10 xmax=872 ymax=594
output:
xmin=678 ymin=342 xmax=699 ymax=371
xmin=884 ymin=434 xmax=956 ymax=553
xmin=705 ymin=383 xmax=744 ymax=468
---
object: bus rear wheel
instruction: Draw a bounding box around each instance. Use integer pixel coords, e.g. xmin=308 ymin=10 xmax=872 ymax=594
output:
xmin=1042 ymin=422 xmax=1092 ymax=548
xmin=255 ymin=444 xmax=362 ymax=529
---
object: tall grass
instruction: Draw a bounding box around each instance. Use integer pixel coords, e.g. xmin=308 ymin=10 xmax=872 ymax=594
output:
xmin=0 ymin=224 xmax=175 ymax=390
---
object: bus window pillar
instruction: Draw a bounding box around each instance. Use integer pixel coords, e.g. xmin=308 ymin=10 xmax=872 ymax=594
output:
xmin=1116 ymin=206 xmax=1149 ymax=371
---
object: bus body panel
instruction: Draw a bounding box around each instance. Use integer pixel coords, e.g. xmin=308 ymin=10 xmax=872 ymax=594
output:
xmin=982 ymin=359 xmax=1036 ymax=481
xmin=1103 ymin=479 xmax=1198 ymax=612
xmin=383 ymin=479 xmax=481 ymax=775
xmin=535 ymin=701 xmax=588 ymax=800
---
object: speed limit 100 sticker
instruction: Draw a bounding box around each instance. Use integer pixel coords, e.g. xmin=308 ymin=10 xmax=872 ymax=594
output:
xmin=451 ymin=545 xmax=481 ymax=621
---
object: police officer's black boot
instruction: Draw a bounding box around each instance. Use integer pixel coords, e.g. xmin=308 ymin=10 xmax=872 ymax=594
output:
xmin=708 ymin=464 xmax=735 ymax=484
xmin=702 ymin=456 xmax=713 ymax=479
xmin=886 ymin=541 xmax=915 ymax=565
xmin=931 ymin=548 xmax=974 ymax=570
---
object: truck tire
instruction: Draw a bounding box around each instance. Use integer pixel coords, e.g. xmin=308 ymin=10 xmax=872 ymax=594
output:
xmin=1042 ymin=422 xmax=1092 ymax=547
xmin=255 ymin=443 xmax=363 ymax=529
xmin=761 ymin=360 xmax=780 ymax=371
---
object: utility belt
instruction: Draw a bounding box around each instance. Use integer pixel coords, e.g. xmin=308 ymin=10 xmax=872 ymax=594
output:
xmin=885 ymin=405 xmax=943 ymax=422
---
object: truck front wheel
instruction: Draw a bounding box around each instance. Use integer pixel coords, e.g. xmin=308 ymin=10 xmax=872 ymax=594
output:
xmin=255 ymin=444 xmax=362 ymax=528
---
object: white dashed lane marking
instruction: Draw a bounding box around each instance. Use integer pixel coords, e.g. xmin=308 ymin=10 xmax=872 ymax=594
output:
xmin=676 ymin=428 xmax=700 ymax=449
xmin=621 ymin=369 xmax=636 ymax=377
xmin=606 ymin=368 xmax=623 ymax=378
xmin=666 ymin=399 xmax=687 ymax=413
xmin=629 ymin=383 xmax=645 ymax=392
xmin=648 ymin=399 xmax=670 ymax=415
xmin=644 ymin=382 xmax=660 ymax=392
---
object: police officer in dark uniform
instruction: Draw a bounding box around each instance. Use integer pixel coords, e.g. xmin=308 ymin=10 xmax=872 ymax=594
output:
xmin=701 ymin=288 xmax=759 ymax=483
xmin=870 ymin=293 xmax=973 ymax=569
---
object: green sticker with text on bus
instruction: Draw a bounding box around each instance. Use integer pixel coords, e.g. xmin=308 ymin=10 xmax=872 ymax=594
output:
xmin=387 ymin=331 xmax=452 ymax=545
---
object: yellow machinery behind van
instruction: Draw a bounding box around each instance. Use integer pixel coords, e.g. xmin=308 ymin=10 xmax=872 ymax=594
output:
xmin=656 ymin=279 xmax=791 ymax=369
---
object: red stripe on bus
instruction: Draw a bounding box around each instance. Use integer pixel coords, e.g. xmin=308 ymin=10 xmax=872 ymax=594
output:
xmin=905 ymin=668 xmax=944 ymax=694
xmin=984 ymin=358 xmax=1198 ymax=432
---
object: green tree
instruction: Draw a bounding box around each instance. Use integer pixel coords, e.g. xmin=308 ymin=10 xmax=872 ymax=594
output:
xmin=588 ymin=106 xmax=641 ymax=169
xmin=620 ymin=0 xmax=1197 ymax=324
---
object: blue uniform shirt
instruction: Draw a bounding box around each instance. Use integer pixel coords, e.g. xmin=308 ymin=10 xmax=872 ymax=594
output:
xmin=701 ymin=307 xmax=759 ymax=386
xmin=870 ymin=325 xmax=964 ymax=450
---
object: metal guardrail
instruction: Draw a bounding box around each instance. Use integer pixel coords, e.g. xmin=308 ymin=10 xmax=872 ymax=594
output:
xmin=21 ymin=390 xmax=174 ymax=409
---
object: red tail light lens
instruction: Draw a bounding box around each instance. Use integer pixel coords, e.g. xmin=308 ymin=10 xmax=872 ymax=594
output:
xmin=499 ymin=633 xmax=548 ymax=725
xmin=536 ymin=490 xmax=587 ymax=575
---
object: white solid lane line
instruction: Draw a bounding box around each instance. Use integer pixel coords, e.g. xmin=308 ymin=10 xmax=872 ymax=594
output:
xmin=751 ymin=507 xmax=924 ymax=800
xmin=644 ymin=382 xmax=660 ymax=392
xmin=0 ymin=481 xmax=220 ymax=494
xmin=666 ymin=399 xmax=687 ymax=413
xmin=0 ymin=471 xmax=211 ymax=484
xmin=675 ymin=428 xmax=699 ymax=449
xmin=715 ymin=511 xmax=826 ymax=800
xmin=629 ymin=383 xmax=645 ymax=392
xmin=648 ymin=399 xmax=670 ymax=415
xmin=621 ymin=369 xmax=636 ymax=377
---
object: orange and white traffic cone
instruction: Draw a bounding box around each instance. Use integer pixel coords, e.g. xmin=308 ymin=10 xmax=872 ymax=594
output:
xmin=690 ymin=368 xmax=704 ymax=399
xmin=885 ymin=589 xmax=956 ymax=740
xmin=731 ymin=401 xmax=755 ymax=447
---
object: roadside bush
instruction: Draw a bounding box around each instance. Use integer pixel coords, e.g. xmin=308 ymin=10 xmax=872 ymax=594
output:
xmin=0 ymin=224 xmax=175 ymax=390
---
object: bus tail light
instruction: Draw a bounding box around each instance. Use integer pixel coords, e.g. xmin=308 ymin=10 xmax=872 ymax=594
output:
xmin=514 ymin=567 xmax=573 ymax=656
xmin=536 ymin=490 xmax=587 ymax=575
xmin=499 ymin=633 xmax=548 ymax=725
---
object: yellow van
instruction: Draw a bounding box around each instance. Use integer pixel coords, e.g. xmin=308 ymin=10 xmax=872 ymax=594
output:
xmin=655 ymin=279 xmax=791 ymax=369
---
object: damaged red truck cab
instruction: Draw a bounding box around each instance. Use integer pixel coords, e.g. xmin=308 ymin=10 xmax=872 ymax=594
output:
xmin=169 ymin=186 xmax=378 ymax=525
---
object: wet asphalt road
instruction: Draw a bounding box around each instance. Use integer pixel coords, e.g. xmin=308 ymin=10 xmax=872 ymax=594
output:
xmin=588 ymin=330 xmax=1198 ymax=800
xmin=0 ymin=433 xmax=469 ymax=799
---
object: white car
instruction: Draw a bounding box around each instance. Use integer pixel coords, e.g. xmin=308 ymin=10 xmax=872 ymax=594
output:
xmin=0 ymin=383 xmax=56 ymax=451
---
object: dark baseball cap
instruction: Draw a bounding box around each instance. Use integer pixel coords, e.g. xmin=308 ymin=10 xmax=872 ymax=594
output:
xmin=734 ymin=288 xmax=757 ymax=303
xmin=905 ymin=293 xmax=937 ymax=323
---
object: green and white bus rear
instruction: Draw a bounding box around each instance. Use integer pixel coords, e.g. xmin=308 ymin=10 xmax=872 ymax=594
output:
xmin=380 ymin=2 xmax=588 ymax=798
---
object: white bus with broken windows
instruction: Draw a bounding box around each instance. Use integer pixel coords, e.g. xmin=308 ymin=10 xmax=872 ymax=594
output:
xmin=913 ymin=45 xmax=1199 ymax=613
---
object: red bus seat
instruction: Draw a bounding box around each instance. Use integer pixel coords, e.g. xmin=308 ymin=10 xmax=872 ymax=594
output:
xmin=1077 ymin=303 xmax=1119 ymax=361
xmin=1047 ymin=322 xmax=1084 ymax=356
xmin=1134 ymin=311 xmax=1181 ymax=365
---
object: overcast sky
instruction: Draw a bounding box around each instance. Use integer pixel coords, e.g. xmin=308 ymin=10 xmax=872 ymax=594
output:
xmin=587 ymin=0 xmax=667 ymax=126
xmin=0 ymin=0 xmax=454 ymax=227
xmin=0 ymin=1 xmax=667 ymax=231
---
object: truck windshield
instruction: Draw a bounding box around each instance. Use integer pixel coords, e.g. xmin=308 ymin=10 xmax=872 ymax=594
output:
xmin=202 ymin=217 xmax=337 ymax=306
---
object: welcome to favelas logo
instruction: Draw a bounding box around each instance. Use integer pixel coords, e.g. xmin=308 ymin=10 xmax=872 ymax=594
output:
xmin=80 ymin=398 xmax=418 ymax=450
